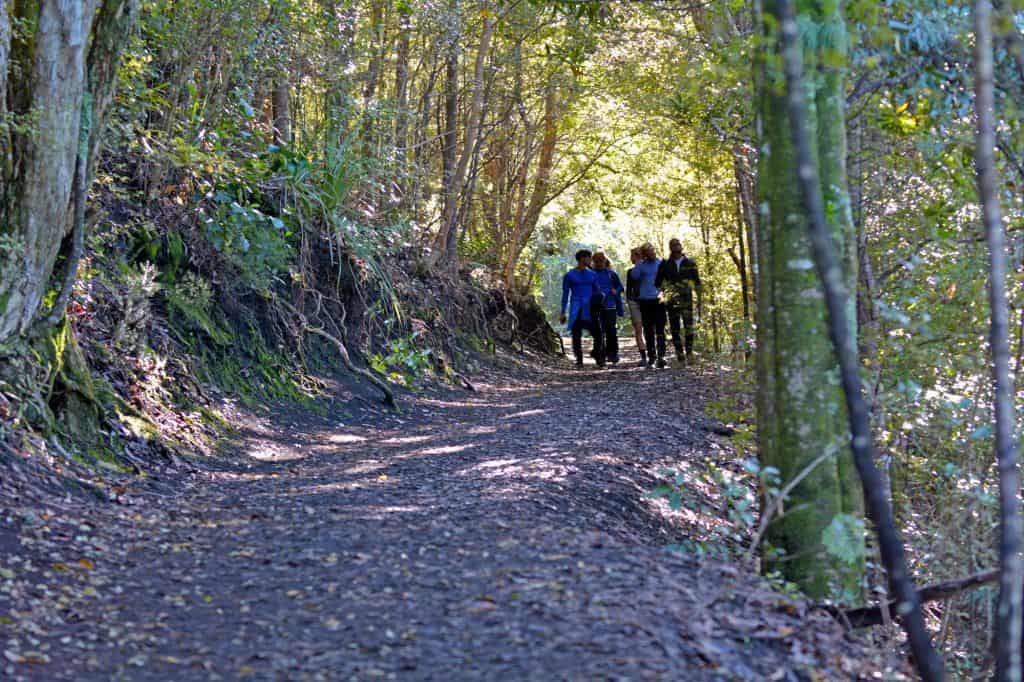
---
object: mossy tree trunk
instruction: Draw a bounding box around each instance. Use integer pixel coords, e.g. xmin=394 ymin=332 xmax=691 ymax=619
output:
xmin=755 ymin=0 xmax=864 ymax=598
xmin=0 ymin=0 xmax=138 ymax=343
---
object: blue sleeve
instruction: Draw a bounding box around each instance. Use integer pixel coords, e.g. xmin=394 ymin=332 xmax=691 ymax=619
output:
xmin=612 ymin=272 xmax=625 ymax=315
xmin=561 ymin=272 xmax=570 ymax=315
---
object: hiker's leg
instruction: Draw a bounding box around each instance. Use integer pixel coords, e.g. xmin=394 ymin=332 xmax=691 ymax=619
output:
xmin=602 ymin=309 xmax=619 ymax=361
xmin=571 ymin=319 xmax=584 ymax=364
xmin=639 ymin=301 xmax=657 ymax=360
xmin=683 ymin=305 xmax=695 ymax=356
xmin=654 ymin=303 xmax=667 ymax=360
xmin=629 ymin=301 xmax=646 ymax=353
xmin=590 ymin=318 xmax=605 ymax=365
xmin=667 ymin=305 xmax=684 ymax=357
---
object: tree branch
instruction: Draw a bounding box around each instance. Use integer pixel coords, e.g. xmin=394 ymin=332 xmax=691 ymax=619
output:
xmin=841 ymin=569 xmax=999 ymax=628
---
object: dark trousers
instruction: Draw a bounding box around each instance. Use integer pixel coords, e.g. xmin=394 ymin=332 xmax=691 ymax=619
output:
xmin=667 ymin=304 xmax=695 ymax=356
xmin=638 ymin=299 xmax=666 ymax=359
xmin=598 ymin=308 xmax=619 ymax=361
xmin=572 ymin=317 xmax=604 ymax=365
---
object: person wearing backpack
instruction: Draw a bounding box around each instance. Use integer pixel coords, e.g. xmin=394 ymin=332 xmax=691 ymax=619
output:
xmin=656 ymin=237 xmax=702 ymax=366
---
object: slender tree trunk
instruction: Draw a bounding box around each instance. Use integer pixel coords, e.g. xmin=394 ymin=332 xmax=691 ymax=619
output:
xmin=773 ymin=0 xmax=943 ymax=678
xmin=503 ymin=85 xmax=559 ymax=288
xmin=974 ymin=2 xmax=1024 ymax=679
xmin=393 ymin=8 xmax=411 ymax=202
xmin=433 ymin=10 xmax=495 ymax=269
xmin=363 ymin=0 xmax=386 ymax=106
xmin=438 ymin=13 xmax=460 ymax=253
xmin=411 ymin=50 xmax=441 ymax=214
xmin=324 ymin=1 xmax=357 ymax=147
xmin=272 ymin=80 xmax=291 ymax=145
xmin=734 ymin=152 xmax=759 ymax=303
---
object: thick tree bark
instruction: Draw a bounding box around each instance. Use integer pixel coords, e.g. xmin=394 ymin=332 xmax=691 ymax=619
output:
xmin=0 ymin=0 xmax=137 ymax=341
xmin=774 ymin=0 xmax=943 ymax=678
xmin=974 ymin=2 xmax=1024 ymax=680
xmin=756 ymin=0 xmax=861 ymax=598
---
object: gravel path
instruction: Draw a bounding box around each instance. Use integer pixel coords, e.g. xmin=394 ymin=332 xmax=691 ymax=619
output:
xmin=1 ymin=356 xmax=895 ymax=680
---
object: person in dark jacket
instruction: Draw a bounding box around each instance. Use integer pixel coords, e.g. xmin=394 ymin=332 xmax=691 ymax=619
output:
xmin=629 ymin=242 xmax=666 ymax=368
xmin=560 ymin=249 xmax=606 ymax=368
xmin=625 ymin=247 xmax=647 ymax=367
xmin=591 ymin=252 xmax=624 ymax=365
xmin=656 ymin=237 xmax=702 ymax=364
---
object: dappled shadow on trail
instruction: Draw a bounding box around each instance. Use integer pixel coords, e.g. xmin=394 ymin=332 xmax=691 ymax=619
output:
xmin=0 ymin=354 xmax=897 ymax=680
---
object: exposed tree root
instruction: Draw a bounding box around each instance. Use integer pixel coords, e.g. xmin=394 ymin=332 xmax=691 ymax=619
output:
xmin=275 ymin=297 xmax=396 ymax=408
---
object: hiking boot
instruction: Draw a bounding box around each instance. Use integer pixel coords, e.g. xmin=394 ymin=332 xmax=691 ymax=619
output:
xmin=638 ymin=351 xmax=647 ymax=367
xmin=574 ymin=360 xmax=584 ymax=370
xmin=646 ymin=357 xmax=656 ymax=369
xmin=656 ymin=358 xmax=667 ymax=369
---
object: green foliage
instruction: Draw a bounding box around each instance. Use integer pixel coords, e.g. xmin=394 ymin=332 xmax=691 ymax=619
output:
xmin=369 ymin=330 xmax=433 ymax=388
xmin=203 ymin=191 xmax=292 ymax=293
xmin=649 ymin=457 xmax=776 ymax=562
xmin=821 ymin=514 xmax=867 ymax=567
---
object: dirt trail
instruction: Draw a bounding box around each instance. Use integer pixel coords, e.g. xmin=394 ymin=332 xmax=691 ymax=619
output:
xmin=1 ymin=355 xmax=895 ymax=680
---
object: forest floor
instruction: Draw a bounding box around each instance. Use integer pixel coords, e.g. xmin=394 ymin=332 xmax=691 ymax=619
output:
xmin=0 ymin=345 xmax=905 ymax=681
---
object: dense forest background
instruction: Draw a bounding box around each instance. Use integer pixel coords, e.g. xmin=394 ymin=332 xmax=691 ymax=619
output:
xmin=3 ymin=0 xmax=1024 ymax=677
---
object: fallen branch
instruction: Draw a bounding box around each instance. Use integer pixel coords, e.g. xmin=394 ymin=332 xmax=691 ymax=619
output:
xmin=276 ymin=298 xmax=396 ymax=408
xmin=840 ymin=568 xmax=998 ymax=628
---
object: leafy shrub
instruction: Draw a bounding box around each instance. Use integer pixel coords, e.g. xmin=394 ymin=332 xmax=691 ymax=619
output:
xmin=369 ymin=331 xmax=433 ymax=387
xmin=203 ymin=191 xmax=292 ymax=292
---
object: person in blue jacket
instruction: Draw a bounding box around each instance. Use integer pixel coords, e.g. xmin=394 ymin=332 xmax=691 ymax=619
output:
xmin=628 ymin=242 xmax=667 ymax=368
xmin=591 ymin=252 xmax=624 ymax=365
xmin=560 ymin=249 xmax=606 ymax=369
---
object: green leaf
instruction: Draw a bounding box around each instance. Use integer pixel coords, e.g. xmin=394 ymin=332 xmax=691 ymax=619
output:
xmin=821 ymin=514 xmax=865 ymax=566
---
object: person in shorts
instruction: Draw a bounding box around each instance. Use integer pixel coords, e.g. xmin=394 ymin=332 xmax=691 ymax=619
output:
xmin=625 ymin=247 xmax=648 ymax=367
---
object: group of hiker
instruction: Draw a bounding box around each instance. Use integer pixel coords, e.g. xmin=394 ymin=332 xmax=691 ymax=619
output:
xmin=559 ymin=238 xmax=702 ymax=369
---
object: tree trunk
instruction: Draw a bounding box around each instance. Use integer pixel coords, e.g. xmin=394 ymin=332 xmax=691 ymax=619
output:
xmin=433 ymin=10 xmax=495 ymax=270
xmin=272 ymin=80 xmax=291 ymax=145
xmin=974 ymin=2 xmax=1024 ymax=679
xmin=755 ymin=0 xmax=862 ymax=599
xmin=362 ymin=0 xmax=386 ymax=106
xmin=0 ymin=0 xmax=138 ymax=342
xmin=735 ymin=205 xmax=750 ymax=320
xmin=323 ymin=1 xmax=357 ymax=148
xmin=503 ymin=85 xmax=559 ymax=289
xmin=393 ymin=8 xmax=411 ymax=202
xmin=772 ymin=1 xmax=943 ymax=677
xmin=734 ymin=151 xmax=759 ymax=303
